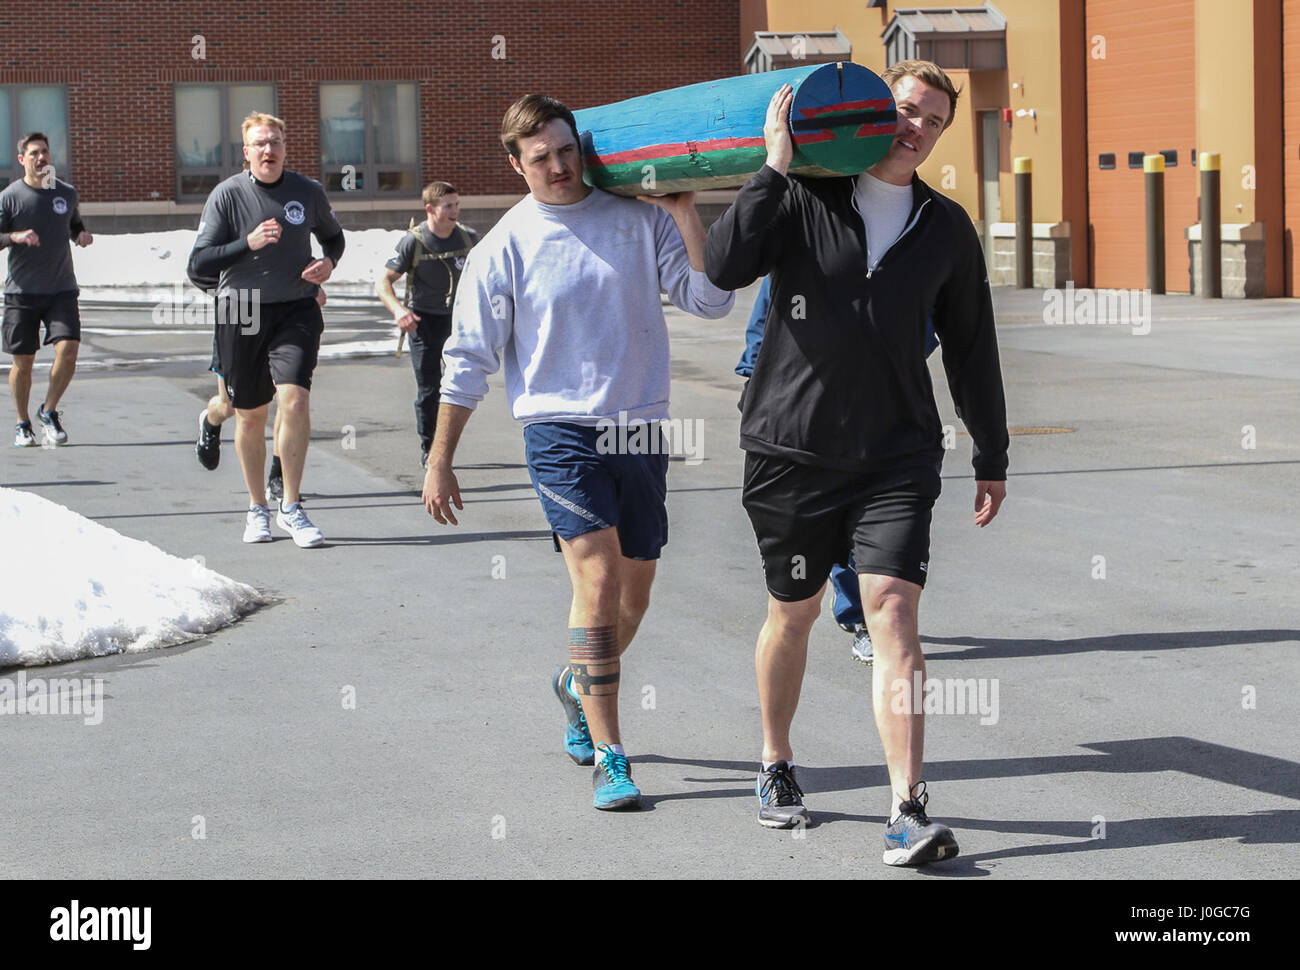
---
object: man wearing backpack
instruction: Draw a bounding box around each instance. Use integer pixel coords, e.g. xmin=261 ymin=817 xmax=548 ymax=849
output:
xmin=376 ymin=181 xmax=478 ymax=468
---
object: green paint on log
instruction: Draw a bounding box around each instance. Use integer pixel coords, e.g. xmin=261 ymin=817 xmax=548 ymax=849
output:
xmin=585 ymin=133 xmax=896 ymax=197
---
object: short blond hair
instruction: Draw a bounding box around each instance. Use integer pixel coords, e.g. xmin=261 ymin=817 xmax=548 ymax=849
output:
xmin=241 ymin=112 xmax=286 ymax=141
xmin=882 ymin=60 xmax=960 ymax=130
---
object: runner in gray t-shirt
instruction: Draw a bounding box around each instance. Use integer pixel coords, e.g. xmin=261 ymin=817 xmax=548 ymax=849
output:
xmin=0 ymin=132 xmax=93 ymax=447
xmin=186 ymin=112 xmax=344 ymax=548
xmin=375 ymin=180 xmax=478 ymax=467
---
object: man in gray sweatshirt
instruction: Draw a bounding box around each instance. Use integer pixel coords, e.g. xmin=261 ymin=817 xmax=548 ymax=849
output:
xmin=1 ymin=132 xmax=93 ymax=447
xmin=188 ymin=112 xmax=344 ymax=547
xmin=421 ymin=94 xmax=733 ymax=812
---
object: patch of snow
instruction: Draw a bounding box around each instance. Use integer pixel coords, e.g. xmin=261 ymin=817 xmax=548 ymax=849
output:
xmin=0 ymin=487 xmax=267 ymax=668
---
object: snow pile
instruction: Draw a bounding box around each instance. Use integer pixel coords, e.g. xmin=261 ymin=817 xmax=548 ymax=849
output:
xmin=71 ymin=228 xmax=413 ymax=289
xmin=0 ymin=488 xmax=267 ymax=667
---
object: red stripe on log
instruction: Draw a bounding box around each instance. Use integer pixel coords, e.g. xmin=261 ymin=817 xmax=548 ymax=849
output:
xmin=797 ymin=98 xmax=893 ymax=119
xmin=586 ymin=136 xmax=767 ymax=165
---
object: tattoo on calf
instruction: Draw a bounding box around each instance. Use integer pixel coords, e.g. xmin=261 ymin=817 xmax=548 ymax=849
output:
xmin=569 ymin=626 xmax=618 ymax=695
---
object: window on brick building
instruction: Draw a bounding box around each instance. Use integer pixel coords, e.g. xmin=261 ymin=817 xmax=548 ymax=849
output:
xmin=175 ymin=84 xmax=277 ymax=200
xmin=320 ymin=82 xmax=419 ymax=195
xmin=3 ymin=86 xmax=70 ymax=187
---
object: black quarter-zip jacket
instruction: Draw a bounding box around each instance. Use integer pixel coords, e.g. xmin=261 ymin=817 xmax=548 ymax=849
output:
xmin=704 ymin=164 xmax=1009 ymax=482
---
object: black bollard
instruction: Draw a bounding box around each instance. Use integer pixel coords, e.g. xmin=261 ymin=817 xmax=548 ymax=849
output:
xmin=1015 ymin=156 xmax=1032 ymax=289
xmin=1199 ymin=153 xmax=1221 ymax=298
xmin=1145 ymin=154 xmax=1165 ymax=295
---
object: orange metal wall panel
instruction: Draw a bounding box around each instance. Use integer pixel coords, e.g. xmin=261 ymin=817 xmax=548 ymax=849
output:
xmin=1086 ymin=0 xmax=1197 ymax=291
xmin=1285 ymin=0 xmax=1300 ymax=295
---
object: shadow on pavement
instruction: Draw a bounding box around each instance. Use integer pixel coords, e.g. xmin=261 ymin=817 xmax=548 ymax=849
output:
xmin=922 ymin=629 xmax=1300 ymax=660
xmin=636 ymin=736 xmax=1299 ymax=825
xmin=326 ymin=529 xmax=552 ymax=546
xmin=945 ymin=458 xmax=1300 ymax=480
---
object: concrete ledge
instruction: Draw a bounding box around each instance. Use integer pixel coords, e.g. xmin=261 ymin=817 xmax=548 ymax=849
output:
xmin=990 ymin=221 xmax=1071 ymax=239
xmin=76 ymin=189 xmax=743 ymax=234
xmin=1185 ymin=222 xmax=1265 ymax=242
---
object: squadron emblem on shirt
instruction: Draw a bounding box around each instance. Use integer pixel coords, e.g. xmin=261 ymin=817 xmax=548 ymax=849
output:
xmin=284 ymin=201 xmax=305 ymax=225
xmin=52 ymin=197 xmax=68 ymax=215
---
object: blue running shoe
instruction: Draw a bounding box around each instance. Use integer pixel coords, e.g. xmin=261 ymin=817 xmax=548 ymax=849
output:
xmin=882 ymin=781 xmax=959 ymax=866
xmin=592 ymin=743 xmax=641 ymax=811
xmin=551 ymin=666 xmax=594 ymax=765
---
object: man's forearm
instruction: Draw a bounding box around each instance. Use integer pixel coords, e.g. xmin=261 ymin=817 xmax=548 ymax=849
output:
xmin=430 ymin=402 xmax=473 ymax=468
xmin=669 ymin=205 xmax=707 ymax=271
xmin=375 ymin=274 xmax=405 ymax=317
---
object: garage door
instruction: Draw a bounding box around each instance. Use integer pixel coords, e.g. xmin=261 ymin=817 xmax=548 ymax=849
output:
xmin=1086 ymin=0 xmax=1196 ymax=291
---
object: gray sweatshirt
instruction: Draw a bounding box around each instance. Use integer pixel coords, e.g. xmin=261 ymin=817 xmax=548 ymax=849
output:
xmin=441 ymin=189 xmax=734 ymax=426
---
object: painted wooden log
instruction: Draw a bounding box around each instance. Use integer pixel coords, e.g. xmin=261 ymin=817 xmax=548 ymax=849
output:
xmin=574 ymin=62 xmax=896 ymax=197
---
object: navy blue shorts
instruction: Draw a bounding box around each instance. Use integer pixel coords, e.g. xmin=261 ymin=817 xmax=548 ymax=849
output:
xmin=523 ymin=422 xmax=669 ymax=561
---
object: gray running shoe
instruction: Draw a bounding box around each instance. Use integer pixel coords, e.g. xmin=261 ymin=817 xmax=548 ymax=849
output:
xmin=850 ymin=625 xmax=873 ymax=665
xmin=38 ymin=405 xmax=67 ymax=445
xmin=756 ymin=761 xmax=809 ymax=829
xmin=267 ymin=468 xmax=284 ymax=503
xmin=882 ymin=781 xmax=959 ymax=866
xmin=14 ymin=422 xmax=36 ymax=447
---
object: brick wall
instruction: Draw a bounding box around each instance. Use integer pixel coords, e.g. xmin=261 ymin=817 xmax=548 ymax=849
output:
xmin=0 ymin=0 xmax=738 ymax=202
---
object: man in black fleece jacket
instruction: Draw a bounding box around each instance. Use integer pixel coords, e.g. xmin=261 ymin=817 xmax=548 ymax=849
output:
xmin=704 ymin=60 xmax=1009 ymax=866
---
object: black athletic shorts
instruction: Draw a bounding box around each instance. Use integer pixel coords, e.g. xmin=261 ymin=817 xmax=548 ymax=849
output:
xmin=214 ymin=295 xmax=323 ymax=409
xmin=2 ymin=291 xmax=81 ymax=354
xmin=742 ymin=453 xmax=943 ymax=601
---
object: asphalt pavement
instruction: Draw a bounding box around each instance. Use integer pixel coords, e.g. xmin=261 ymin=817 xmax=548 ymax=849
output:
xmin=1 ymin=284 xmax=1297 ymax=879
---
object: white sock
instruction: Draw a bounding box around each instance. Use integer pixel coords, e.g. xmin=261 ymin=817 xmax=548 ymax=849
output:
xmin=761 ymin=760 xmax=794 ymax=772
xmin=602 ymin=743 xmax=626 ymax=758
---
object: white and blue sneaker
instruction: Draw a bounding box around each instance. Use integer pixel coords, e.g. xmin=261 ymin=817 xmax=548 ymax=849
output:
xmin=242 ymin=504 xmax=272 ymax=543
xmin=592 ymin=743 xmax=641 ymax=811
xmin=882 ymin=782 xmax=959 ymax=866
xmin=14 ymin=421 xmax=36 ymax=447
xmin=276 ymin=500 xmax=324 ymax=548
xmin=850 ymin=625 xmax=873 ymax=665
xmin=38 ymin=404 xmax=67 ymax=445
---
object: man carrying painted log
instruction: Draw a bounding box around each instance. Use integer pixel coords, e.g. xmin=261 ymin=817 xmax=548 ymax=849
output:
xmin=705 ymin=60 xmax=1009 ymax=865
xmin=188 ymin=112 xmax=344 ymax=547
xmin=422 ymin=94 xmax=733 ymax=812
xmin=1 ymin=132 xmax=93 ymax=447
xmin=375 ymin=181 xmax=478 ymax=469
